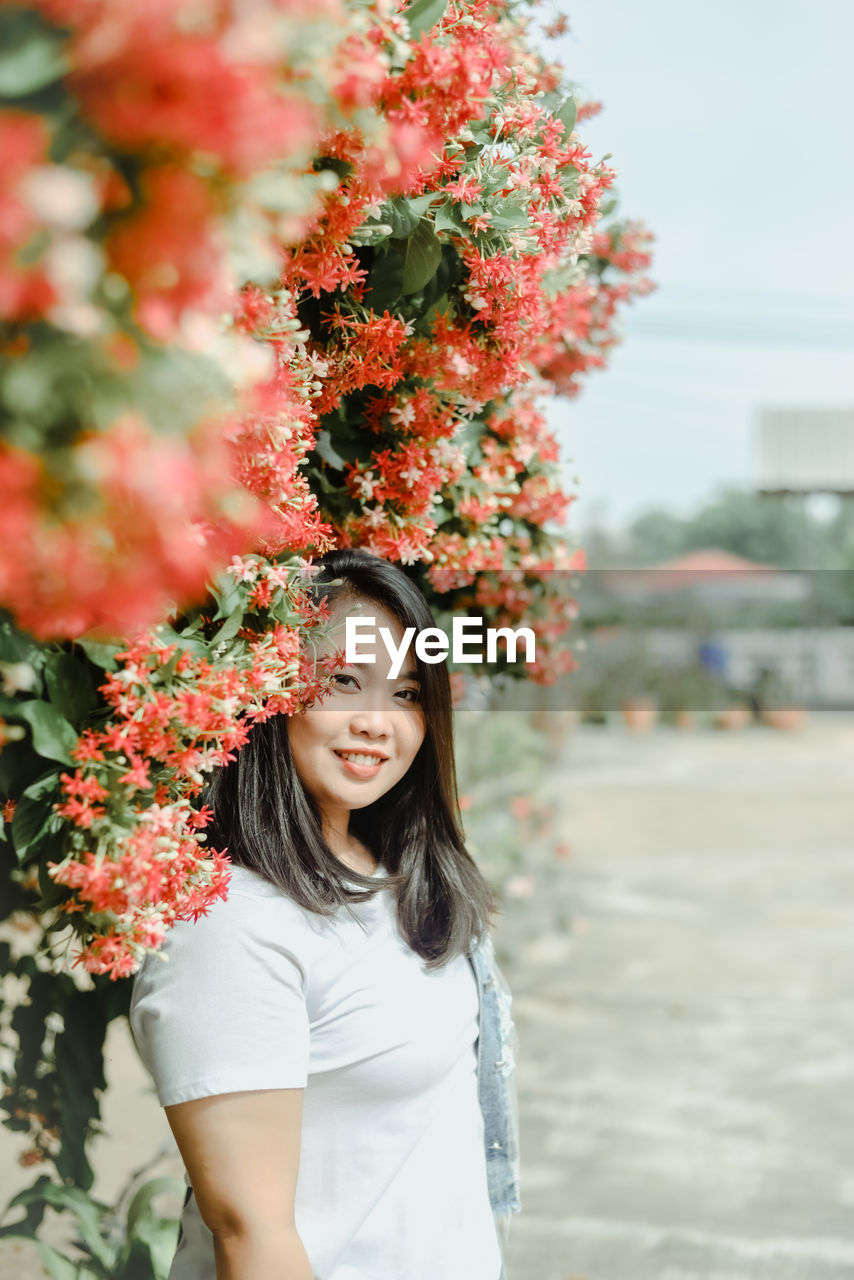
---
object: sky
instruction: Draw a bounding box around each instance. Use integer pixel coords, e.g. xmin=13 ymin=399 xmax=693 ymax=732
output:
xmin=538 ymin=0 xmax=854 ymax=533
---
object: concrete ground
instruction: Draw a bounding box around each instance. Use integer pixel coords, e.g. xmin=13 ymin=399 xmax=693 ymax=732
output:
xmin=501 ymin=713 xmax=854 ymax=1280
xmin=2 ymin=714 xmax=853 ymax=1278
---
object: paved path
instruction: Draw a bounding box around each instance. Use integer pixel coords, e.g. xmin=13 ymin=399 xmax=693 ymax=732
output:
xmin=500 ymin=714 xmax=854 ymax=1280
xmin=2 ymin=716 xmax=853 ymax=1279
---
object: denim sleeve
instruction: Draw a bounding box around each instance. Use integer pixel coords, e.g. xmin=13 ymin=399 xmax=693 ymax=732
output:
xmin=470 ymin=935 xmax=522 ymax=1222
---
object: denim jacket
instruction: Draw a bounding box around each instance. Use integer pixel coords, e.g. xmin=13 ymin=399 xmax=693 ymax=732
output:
xmin=468 ymin=933 xmax=522 ymax=1274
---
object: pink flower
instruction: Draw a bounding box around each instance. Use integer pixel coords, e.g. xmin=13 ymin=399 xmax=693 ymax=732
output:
xmin=505 ymin=875 xmax=536 ymax=899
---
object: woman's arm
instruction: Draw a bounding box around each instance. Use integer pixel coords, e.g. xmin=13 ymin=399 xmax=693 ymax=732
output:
xmin=165 ymin=1087 xmax=314 ymax=1280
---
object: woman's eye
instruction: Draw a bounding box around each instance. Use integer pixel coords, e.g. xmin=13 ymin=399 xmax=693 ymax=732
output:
xmin=333 ymin=673 xmax=358 ymax=689
xmin=396 ymin=687 xmax=420 ymax=703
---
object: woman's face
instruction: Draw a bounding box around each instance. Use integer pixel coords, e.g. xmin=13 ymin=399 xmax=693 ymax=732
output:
xmin=287 ymin=597 xmax=427 ymax=826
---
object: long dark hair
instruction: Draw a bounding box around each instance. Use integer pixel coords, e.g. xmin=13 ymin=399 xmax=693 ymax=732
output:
xmin=202 ymin=547 xmax=499 ymax=966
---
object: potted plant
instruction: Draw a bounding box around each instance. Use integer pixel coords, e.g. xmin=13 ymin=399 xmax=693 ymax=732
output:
xmin=653 ymin=665 xmax=703 ymax=729
xmin=710 ymin=679 xmax=754 ymax=730
xmin=618 ymin=667 xmax=660 ymax=732
xmin=654 ymin=663 xmax=729 ymax=730
xmin=713 ymin=699 xmax=753 ymax=731
xmin=750 ymin=666 xmax=806 ymax=731
xmin=578 ymin=675 xmax=610 ymax=726
xmin=621 ymin=695 xmax=658 ymax=731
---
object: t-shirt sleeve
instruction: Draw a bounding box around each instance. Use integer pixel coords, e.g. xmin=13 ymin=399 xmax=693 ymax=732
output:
xmin=129 ymin=887 xmax=310 ymax=1106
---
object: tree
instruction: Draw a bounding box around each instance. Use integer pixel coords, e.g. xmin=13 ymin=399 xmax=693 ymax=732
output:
xmin=625 ymin=487 xmax=827 ymax=568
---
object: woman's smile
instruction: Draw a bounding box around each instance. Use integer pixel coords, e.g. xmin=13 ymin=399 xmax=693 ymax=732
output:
xmin=333 ymin=747 xmax=389 ymax=778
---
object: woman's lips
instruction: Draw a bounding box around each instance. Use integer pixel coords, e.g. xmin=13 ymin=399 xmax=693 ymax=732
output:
xmin=333 ymin=749 xmax=387 ymax=779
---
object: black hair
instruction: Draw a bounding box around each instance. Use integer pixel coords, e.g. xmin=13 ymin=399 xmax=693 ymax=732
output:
xmin=202 ymin=548 xmax=498 ymax=966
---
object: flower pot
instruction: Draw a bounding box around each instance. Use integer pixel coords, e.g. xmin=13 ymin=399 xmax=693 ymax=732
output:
xmin=714 ymin=705 xmax=752 ymax=731
xmin=761 ymin=706 xmax=806 ymax=731
xmin=620 ymin=696 xmax=658 ymax=732
xmin=529 ymin=708 xmax=578 ymax=745
xmin=672 ymin=709 xmax=696 ymax=729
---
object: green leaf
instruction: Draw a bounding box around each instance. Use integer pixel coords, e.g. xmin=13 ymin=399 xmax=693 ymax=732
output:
xmin=210 ymin=578 xmax=243 ymax=623
xmin=4 ymin=1182 xmax=113 ymax=1269
xmin=0 ymin=619 xmax=46 ymax=684
xmin=315 ymin=429 xmax=348 ymax=471
xmin=466 ymin=121 xmax=494 ymax=146
xmin=403 ymin=0 xmax=449 ymax=39
xmin=367 ymin=247 xmax=405 ymax=311
xmin=314 ymin=422 xmax=367 ymax=467
xmin=10 ymin=770 xmax=62 ymax=861
xmin=0 ymin=28 xmax=67 ymax=98
xmin=44 ymin=653 xmax=97 ymax=724
xmin=556 ymin=96 xmax=577 ymax=137
xmin=433 ymin=203 xmax=464 ymax=234
xmin=114 ymin=1234 xmax=165 ymax=1280
xmin=125 ymin=1178 xmax=186 ymax=1242
xmin=54 ymin=989 xmax=111 ymax=1191
xmin=384 ymin=197 xmax=422 ymax=239
xmin=122 ymin=1177 xmax=185 ymax=1276
xmin=407 ymin=192 xmax=440 ymax=217
xmin=420 ymin=293 xmax=451 ymax=331
xmin=74 ymin=639 xmax=119 ymax=672
xmin=488 ymin=206 xmax=529 ymax=231
xmin=15 ymin=701 xmax=77 ymax=764
xmin=215 ymin=609 xmax=244 ymax=644
xmin=401 ymin=221 xmax=442 ymax=295
xmin=34 ymin=1241 xmax=80 ymax=1280
xmin=155 ymin=623 xmax=208 ymax=657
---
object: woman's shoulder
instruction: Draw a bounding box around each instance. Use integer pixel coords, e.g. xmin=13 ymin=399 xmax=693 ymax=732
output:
xmin=135 ymin=865 xmax=323 ymax=974
xmin=223 ymin=861 xmax=289 ymax=901
xmin=166 ymin=864 xmax=305 ymax=932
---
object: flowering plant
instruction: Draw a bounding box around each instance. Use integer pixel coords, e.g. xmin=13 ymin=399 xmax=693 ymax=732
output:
xmin=0 ymin=0 xmax=653 ymax=1194
xmin=0 ymin=0 xmax=417 ymax=638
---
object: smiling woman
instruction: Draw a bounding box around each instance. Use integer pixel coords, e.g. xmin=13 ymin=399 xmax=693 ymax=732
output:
xmin=128 ymin=548 xmax=520 ymax=1280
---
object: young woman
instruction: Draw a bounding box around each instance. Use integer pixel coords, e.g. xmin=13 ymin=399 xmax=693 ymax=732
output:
xmin=130 ymin=547 xmax=520 ymax=1280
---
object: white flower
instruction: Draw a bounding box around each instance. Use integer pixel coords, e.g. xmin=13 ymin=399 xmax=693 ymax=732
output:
xmin=389 ymin=400 xmax=416 ymax=427
xmin=354 ymin=471 xmax=378 ymax=500
xmin=449 ymin=352 xmax=472 ymax=376
xmin=43 ymin=235 xmax=103 ymax=304
xmin=505 ymin=875 xmax=535 ymax=899
xmin=227 ymin=556 xmax=261 ymax=582
xmin=361 ymin=506 xmax=387 ymax=529
xmin=19 ymin=166 xmax=99 ymax=231
xmin=0 ymin=661 xmax=39 ymax=695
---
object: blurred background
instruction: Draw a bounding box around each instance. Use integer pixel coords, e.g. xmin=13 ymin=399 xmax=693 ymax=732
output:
xmin=488 ymin=3 xmax=854 ymax=1277
xmin=544 ymin=0 xmax=854 ymax=534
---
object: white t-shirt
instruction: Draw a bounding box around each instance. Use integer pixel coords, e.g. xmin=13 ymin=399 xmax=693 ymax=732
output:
xmin=129 ymin=862 xmax=502 ymax=1280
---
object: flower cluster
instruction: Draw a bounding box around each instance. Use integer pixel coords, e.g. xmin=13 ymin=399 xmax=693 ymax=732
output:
xmin=40 ymin=559 xmax=340 ymax=977
xmin=0 ymin=0 xmax=421 ymax=638
xmin=283 ymin=0 xmax=653 ymax=668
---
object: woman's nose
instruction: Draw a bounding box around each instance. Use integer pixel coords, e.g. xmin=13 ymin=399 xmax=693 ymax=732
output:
xmin=348 ymin=703 xmax=393 ymax=737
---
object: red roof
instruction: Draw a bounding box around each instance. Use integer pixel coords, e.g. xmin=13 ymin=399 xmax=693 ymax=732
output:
xmin=649 ymin=549 xmax=779 ymax=574
xmin=640 ymin=548 xmax=780 ymax=594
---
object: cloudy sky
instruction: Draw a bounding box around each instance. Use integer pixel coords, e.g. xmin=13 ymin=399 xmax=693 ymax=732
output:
xmin=540 ymin=0 xmax=854 ymax=532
